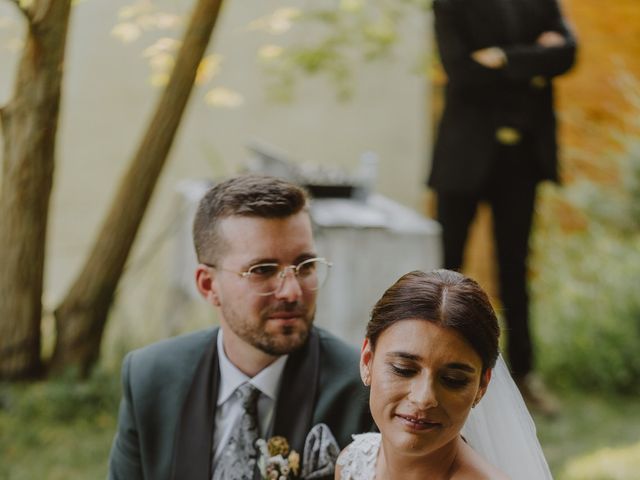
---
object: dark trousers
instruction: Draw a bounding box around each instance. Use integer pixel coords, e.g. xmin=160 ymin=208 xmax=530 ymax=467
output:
xmin=436 ymin=142 xmax=539 ymax=379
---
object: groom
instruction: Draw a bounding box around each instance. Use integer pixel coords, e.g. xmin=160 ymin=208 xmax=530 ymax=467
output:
xmin=108 ymin=175 xmax=372 ymax=479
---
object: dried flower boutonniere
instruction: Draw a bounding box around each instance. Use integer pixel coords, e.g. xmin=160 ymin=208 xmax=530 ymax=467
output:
xmin=256 ymin=435 xmax=300 ymax=479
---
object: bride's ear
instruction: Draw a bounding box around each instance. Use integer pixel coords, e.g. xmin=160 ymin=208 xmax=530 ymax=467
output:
xmin=473 ymin=368 xmax=492 ymax=407
xmin=360 ymin=338 xmax=373 ymax=386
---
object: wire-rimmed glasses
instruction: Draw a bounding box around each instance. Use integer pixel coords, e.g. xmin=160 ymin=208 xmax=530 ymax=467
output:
xmin=203 ymin=257 xmax=332 ymax=296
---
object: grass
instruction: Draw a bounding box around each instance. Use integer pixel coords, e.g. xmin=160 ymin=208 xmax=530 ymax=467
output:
xmin=535 ymin=389 xmax=640 ymax=479
xmin=1 ymin=371 xmax=640 ymax=479
xmin=0 ymin=370 xmax=119 ymax=480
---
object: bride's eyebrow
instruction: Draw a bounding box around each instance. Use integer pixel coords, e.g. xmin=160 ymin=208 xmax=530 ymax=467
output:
xmin=445 ymin=362 xmax=476 ymax=373
xmin=386 ymin=351 xmax=421 ymax=361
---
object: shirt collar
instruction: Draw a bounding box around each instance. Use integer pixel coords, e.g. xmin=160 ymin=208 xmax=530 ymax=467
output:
xmin=216 ymin=329 xmax=288 ymax=406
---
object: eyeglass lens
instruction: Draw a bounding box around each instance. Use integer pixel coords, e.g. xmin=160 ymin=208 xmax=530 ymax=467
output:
xmin=247 ymin=259 xmax=330 ymax=295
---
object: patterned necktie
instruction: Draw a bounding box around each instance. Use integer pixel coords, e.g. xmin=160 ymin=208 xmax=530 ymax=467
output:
xmin=213 ymin=383 xmax=261 ymax=480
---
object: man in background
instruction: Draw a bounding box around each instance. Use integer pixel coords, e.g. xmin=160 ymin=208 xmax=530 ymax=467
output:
xmin=428 ymin=0 xmax=577 ymax=415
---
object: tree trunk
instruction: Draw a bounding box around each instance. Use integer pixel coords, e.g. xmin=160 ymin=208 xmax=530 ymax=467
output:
xmin=50 ymin=0 xmax=225 ymax=376
xmin=0 ymin=0 xmax=73 ymax=379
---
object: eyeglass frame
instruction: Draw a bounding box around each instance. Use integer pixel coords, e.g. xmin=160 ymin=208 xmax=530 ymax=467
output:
xmin=200 ymin=257 xmax=333 ymax=296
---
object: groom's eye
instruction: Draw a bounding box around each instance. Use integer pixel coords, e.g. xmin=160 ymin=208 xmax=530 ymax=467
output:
xmin=249 ymin=264 xmax=279 ymax=277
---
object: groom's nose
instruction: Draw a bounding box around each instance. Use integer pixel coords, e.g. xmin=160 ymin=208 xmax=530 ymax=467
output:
xmin=273 ymin=269 xmax=303 ymax=302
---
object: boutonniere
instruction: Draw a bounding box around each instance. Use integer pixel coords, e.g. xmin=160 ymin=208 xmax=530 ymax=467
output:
xmin=256 ymin=436 xmax=301 ymax=479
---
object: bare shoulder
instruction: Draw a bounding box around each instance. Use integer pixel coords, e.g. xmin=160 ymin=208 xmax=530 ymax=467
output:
xmin=452 ymin=439 xmax=510 ymax=480
xmin=334 ymin=459 xmax=343 ymax=480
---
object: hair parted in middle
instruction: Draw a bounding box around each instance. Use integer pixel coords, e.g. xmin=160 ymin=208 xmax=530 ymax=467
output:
xmin=366 ymin=269 xmax=500 ymax=372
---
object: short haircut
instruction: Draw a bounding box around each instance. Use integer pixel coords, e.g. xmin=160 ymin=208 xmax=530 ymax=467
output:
xmin=192 ymin=174 xmax=309 ymax=263
xmin=367 ymin=269 xmax=500 ymax=372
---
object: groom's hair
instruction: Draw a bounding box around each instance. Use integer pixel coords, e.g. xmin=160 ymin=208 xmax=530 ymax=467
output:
xmin=367 ymin=269 xmax=500 ymax=372
xmin=193 ymin=175 xmax=309 ymax=264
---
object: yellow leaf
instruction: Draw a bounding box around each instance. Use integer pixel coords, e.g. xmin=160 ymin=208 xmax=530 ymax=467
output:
xmin=196 ymin=54 xmax=222 ymax=85
xmin=340 ymin=0 xmax=365 ymax=13
xmin=205 ymin=87 xmax=244 ymax=108
xmin=142 ymin=37 xmax=181 ymax=57
xmin=247 ymin=8 xmax=301 ymax=35
xmin=111 ymin=23 xmax=141 ymax=43
xmin=136 ymin=13 xmax=180 ymax=31
xmin=148 ymin=52 xmax=175 ymax=70
xmin=258 ymin=45 xmax=284 ymax=61
xmin=154 ymin=13 xmax=182 ymax=30
xmin=150 ymin=72 xmax=170 ymax=88
xmin=118 ymin=0 xmax=153 ymax=20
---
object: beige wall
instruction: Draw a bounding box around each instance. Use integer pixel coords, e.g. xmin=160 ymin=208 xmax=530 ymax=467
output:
xmin=0 ymin=0 xmax=432 ymax=348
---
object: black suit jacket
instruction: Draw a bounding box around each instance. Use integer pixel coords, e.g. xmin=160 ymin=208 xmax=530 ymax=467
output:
xmin=428 ymin=0 xmax=577 ymax=193
xmin=108 ymin=327 xmax=372 ymax=480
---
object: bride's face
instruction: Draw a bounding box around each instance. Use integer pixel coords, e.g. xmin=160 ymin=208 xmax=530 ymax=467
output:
xmin=361 ymin=318 xmax=489 ymax=458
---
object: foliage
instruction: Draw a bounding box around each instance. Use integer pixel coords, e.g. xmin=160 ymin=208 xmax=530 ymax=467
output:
xmin=109 ymin=0 xmax=431 ymax=105
xmin=529 ymin=0 xmax=640 ymax=393
xmin=532 ymin=105 xmax=640 ymax=394
xmin=557 ymin=0 xmax=640 ymax=178
xmin=251 ymin=0 xmax=431 ymax=101
xmin=0 ymin=368 xmax=120 ymax=479
xmin=111 ymin=0 xmax=242 ymax=107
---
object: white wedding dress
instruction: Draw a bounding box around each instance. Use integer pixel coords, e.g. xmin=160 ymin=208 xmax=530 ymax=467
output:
xmin=337 ymin=433 xmax=380 ymax=480
xmin=337 ymin=356 xmax=552 ymax=479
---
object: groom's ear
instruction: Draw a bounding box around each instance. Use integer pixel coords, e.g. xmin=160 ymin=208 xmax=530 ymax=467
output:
xmin=195 ymin=264 xmax=221 ymax=306
xmin=360 ymin=338 xmax=373 ymax=386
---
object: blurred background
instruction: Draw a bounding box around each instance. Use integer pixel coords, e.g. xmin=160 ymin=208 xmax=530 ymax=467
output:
xmin=1 ymin=0 xmax=639 ymax=478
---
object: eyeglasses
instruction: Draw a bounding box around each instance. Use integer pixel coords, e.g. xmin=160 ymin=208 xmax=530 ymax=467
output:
xmin=203 ymin=257 xmax=332 ymax=296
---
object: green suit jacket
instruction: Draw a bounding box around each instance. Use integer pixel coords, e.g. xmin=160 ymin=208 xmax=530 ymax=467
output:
xmin=108 ymin=327 xmax=372 ymax=479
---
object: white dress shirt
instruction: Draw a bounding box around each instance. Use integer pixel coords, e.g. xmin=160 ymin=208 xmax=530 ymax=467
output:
xmin=211 ymin=330 xmax=288 ymax=467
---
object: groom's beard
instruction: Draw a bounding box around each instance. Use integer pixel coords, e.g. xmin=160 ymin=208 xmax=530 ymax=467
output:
xmin=225 ymin=300 xmax=316 ymax=356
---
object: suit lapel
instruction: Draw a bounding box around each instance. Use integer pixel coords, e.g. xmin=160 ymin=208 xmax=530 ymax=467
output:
xmin=271 ymin=329 xmax=320 ymax=455
xmin=172 ymin=329 xmax=220 ymax=480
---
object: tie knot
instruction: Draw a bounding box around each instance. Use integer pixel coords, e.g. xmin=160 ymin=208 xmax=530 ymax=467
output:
xmin=237 ymin=383 xmax=260 ymax=414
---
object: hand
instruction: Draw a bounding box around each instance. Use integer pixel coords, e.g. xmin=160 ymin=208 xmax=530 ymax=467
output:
xmin=471 ymin=47 xmax=507 ymax=69
xmin=536 ymin=31 xmax=566 ymax=48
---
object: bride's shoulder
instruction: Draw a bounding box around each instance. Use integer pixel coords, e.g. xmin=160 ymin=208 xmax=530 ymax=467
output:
xmin=453 ymin=439 xmax=510 ymax=480
xmin=335 ymin=433 xmax=380 ymax=480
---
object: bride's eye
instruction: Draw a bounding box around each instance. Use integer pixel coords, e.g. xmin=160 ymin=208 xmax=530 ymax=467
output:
xmin=441 ymin=375 xmax=471 ymax=389
xmin=389 ymin=364 xmax=417 ymax=378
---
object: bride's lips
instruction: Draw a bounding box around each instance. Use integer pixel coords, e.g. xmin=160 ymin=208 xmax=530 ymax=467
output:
xmin=395 ymin=413 xmax=443 ymax=431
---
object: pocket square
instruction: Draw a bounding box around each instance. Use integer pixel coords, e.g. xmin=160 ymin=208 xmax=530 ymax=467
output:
xmin=300 ymin=423 xmax=340 ymax=479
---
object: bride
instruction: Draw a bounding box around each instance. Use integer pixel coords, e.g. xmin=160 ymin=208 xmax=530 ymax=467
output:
xmin=335 ymin=269 xmax=551 ymax=479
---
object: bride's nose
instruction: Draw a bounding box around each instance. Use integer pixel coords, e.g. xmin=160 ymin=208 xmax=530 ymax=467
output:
xmin=408 ymin=375 xmax=439 ymax=408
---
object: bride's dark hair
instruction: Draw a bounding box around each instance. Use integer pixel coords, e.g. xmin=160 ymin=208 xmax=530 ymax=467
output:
xmin=367 ymin=269 xmax=500 ymax=372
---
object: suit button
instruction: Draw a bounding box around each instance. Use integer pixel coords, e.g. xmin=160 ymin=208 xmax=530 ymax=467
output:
xmin=530 ymin=75 xmax=548 ymax=88
xmin=496 ymin=127 xmax=522 ymax=145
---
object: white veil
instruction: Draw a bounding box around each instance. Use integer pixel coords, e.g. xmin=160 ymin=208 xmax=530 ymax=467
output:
xmin=462 ymin=355 xmax=553 ymax=479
